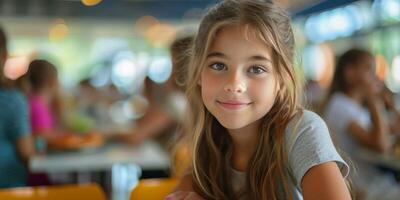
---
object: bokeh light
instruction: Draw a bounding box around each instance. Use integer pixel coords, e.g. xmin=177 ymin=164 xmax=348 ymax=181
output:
xmin=145 ymin=23 xmax=177 ymax=48
xmin=135 ymin=15 xmax=159 ymax=36
xmin=81 ymin=0 xmax=102 ymax=7
xmin=392 ymin=55 xmax=400 ymax=82
xmin=147 ymin=57 xmax=172 ymax=84
xmin=375 ymin=54 xmax=388 ymax=81
xmin=4 ymin=56 xmax=30 ymax=80
xmin=49 ymin=19 xmax=69 ymax=42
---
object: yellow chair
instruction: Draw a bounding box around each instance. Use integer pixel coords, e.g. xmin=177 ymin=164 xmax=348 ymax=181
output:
xmin=130 ymin=178 xmax=178 ymax=200
xmin=0 ymin=183 xmax=106 ymax=200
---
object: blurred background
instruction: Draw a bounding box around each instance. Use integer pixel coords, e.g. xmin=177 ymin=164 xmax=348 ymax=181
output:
xmin=0 ymin=0 xmax=400 ymax=200
xmin=1 ymin=0 xmax=399 ymax=104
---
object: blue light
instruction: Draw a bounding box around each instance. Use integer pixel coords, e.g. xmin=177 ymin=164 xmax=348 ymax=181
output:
xmin=385 ymin=0 xmax=400 ymax=20
xmin=305 ymin=15 xmax=323 ymax=43
xmin=147 ymin=57 xmax=172 ymax=84
xmin=303 ymin=2 xmax=370 ymax=43
xmin=111 ymin=51 xmax=148 ymax=94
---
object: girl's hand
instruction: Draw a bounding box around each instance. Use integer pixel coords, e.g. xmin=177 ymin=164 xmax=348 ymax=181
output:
xmin=164 ymin=191 xmax=205 ymax=200
xmin=361 ymin=77 xmax=381 ymax=98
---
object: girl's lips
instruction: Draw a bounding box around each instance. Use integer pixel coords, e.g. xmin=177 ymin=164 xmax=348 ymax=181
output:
xmin=217 ymin=100 xmax=251 ymax=110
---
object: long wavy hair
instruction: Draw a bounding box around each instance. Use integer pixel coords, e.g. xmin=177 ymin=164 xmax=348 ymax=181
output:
xmin=183 ymin=0 xmax=303 ymax=199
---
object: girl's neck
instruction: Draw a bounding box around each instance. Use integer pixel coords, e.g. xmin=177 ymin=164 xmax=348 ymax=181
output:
xmin=228 ymin=120 xmax=261 ymax=172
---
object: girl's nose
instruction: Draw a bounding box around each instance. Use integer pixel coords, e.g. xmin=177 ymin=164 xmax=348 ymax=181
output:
xmin=224 ymin=74 xmax=247 ymax=93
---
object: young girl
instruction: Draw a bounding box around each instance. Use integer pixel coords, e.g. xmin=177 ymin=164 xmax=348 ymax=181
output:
xmin=27 ymin=59 xmax=62 ymax=140
xmin=323 ymin=49 xmax=400 ymax=200
xmin=167 ymin=0 xmax=351 ymax=199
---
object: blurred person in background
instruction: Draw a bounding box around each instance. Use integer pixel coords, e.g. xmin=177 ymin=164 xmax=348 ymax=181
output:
xmin=322 ymin=49 xmax=400 ymax=200
xmin=0 ymin=25 xmax=35 ymax=188
xmin=70 ymin=78 xmax=104 ymax=132
xmin=69 ymin=78 xmax=127 ymax=134
xmin=24 ymin=59 xmax=67 ymax=186
xmin=115 ymin=36 xmax=193 ymax=147
xmin=27 ymin=60 xmax=64 ymax=142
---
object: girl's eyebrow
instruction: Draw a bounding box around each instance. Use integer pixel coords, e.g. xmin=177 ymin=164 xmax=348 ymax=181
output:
xmin=206 ymin=51 xmax=227 ymax=59
xmin=249 ymin=55 xmax=272 ymax=63
xmin=207 ymin=52 xmax=272 ymax=63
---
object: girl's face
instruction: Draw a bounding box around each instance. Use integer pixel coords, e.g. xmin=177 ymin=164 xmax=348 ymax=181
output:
xmin=200 ymin=24 xmax=279 ymax=130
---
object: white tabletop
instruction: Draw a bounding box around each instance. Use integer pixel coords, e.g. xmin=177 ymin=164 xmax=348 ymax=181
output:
xmin=29 ymin=140 xmax=170 ymax=173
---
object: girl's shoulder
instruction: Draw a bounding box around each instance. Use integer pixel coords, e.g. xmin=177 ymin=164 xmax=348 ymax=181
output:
xmin=284 ymin=110 xmax=329 ymax=153
xmin=286 ymin=110 xmax=326 ymax=131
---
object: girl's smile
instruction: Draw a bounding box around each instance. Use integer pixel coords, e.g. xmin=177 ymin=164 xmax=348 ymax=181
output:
xmin=216 ymin=100 xmax=253 ymax=111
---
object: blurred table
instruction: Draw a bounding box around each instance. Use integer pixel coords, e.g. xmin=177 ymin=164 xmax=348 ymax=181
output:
xmin=357 ymin=148 xmax=400 ymax=171
xmin=29 ymin=140 xmax=170 ymax=200
xmin=29 ymin=140 xmax=170 ymax=173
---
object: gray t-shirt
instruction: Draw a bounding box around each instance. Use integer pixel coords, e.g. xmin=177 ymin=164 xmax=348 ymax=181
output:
xmin=231 ymin=110 xmax=349 ymax=200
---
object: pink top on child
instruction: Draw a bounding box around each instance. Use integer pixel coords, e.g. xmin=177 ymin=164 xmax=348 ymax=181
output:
xmin=28 ymin=94 xmax=54 ymax=135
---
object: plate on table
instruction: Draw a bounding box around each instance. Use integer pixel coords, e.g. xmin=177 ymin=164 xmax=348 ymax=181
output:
xmin=47 ymin=132 xmax=105 ymax=152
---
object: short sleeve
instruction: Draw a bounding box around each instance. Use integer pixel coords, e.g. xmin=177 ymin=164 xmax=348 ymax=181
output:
xmin=7 ymin=91 xmax=31 ymax=142
xmin=287 ymin=111 xmax=349 ymax=189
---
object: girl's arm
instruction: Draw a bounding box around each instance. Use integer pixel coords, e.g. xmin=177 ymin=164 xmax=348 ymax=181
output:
xmin=347 ymin=95 xmax=390 ymax=153
xmin=301 ymin=161 xmax=351 ymax=200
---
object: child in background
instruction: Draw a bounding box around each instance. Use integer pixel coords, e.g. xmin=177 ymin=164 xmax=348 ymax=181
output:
xmin=323 ymin=49 xmax=400 ymax=200
xmin=167 ymin=0 xmax=351 ymax=199
xmin=116 ymin=36 xmax=193 ymax=146
xmin=27 ymin=60 xmax=62 ymax=141
xmin=24 ymin=59 xmax=65 ymax=186
xmin=0 ymin=26 xmax=35 ymax=188
xmin=27 ymin=59 xmax=83 ymax=151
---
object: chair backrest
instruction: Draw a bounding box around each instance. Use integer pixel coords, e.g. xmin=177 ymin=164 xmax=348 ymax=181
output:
xmin=0 ymin=183 xmax=106 ymax=200
xmin=130 ymin=178 xmax=178 ymax=200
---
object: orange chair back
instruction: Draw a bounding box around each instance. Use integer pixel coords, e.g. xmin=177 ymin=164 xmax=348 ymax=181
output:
xmin=130 ymin=178 xmax=178 ymax=200
xmin=171 ymin=143 xmax=191 ymax=178
xmin=0 ymin=183 xmax=106 ymax=200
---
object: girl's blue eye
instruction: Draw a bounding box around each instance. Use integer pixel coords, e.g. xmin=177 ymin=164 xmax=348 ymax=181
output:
xmin=248 ymin=66 xmax=267 ymax=74
xmin=209 ymin=63 xmax=227 ymax=71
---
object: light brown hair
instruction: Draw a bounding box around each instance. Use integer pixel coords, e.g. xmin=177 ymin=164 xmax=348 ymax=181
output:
xmin=170 ymin=36 xmax=193 ymax=91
